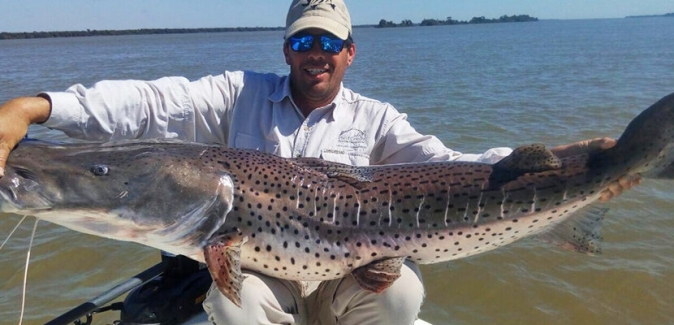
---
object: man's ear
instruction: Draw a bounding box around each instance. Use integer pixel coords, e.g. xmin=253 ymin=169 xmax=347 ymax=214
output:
xmin=283 ymin=43 xmax=291 ymax=65
xmin=346 ymin=43 xmax=356 ymax=66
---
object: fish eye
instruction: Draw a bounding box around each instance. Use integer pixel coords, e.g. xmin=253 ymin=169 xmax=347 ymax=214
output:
xmin=91 ymin=164 xmax=110 ymax=176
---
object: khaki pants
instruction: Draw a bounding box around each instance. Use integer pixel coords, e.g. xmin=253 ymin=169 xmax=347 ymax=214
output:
xmin=203 ymin=260 xmax=425 ymax=325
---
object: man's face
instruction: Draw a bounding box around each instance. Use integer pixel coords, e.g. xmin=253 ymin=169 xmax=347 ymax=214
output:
xmin=284 ymin=28 xmax=356 ymax=110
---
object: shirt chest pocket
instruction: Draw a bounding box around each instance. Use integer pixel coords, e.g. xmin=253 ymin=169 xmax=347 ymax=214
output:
xmin=234 ymin=132 xmax=279 ymax=154
xmin=320 ymin=149 xmax=370 ymax=166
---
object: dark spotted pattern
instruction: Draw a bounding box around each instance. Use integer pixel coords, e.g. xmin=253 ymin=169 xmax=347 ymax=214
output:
xmin=222 ymin=149 xmax=608 ymax=280
xmin=3 ymin=92 xmax=674 ymax=296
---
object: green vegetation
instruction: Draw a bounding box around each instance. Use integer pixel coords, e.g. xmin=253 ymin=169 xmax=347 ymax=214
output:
xmin=0 ymin=27 xmax=284 ymax=40
xmin=1 ymin=13 xmax=541 ymax=41
xmin=3 ymin=11 xmax=672 ymax=41
xmin=625 ymin=12 xmax=674 ymax=18
xmin=377 ymin=14 xmax=538 ymax=28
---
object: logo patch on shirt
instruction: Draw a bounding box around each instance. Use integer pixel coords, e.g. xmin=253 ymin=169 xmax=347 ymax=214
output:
xmin=337 ymin=129 xmax=366 ymax=150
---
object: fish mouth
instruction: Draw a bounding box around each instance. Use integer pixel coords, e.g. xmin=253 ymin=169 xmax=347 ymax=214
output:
xmin=0 ymin=187 xmax=20 ymax=213
xmin=23 ymin=206 xmax=207 ymax=259
xmin=0 ymin=175 xmax=51 ymax=213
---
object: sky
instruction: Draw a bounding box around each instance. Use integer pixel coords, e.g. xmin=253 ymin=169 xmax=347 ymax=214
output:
xmin=1 ymin=0 xmax=673 ymax=33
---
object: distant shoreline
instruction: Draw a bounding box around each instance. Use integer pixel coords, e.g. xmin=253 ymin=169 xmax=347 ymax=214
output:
xmin=376 ymin=14 xmax=538 ymax=28
xmin=0 ymin=14 xmax=537 ymax=40
xmin=0 ymin=17 xmax=529 ymax=41
xmin=2 ymin=12 xmax=672 ymax=40
xmin=625 ymin=12 xmax=673 ymax=18
xmin=0 ymin=27 xmax=287 ymax=40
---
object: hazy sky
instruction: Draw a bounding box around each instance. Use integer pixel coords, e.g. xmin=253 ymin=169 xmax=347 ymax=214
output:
xmin=1 ymin=0 xmax=673 ymax=33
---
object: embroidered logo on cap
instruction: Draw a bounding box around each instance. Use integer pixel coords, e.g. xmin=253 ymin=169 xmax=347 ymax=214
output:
xmin=302 ymin=0 xmax=336 ymax=10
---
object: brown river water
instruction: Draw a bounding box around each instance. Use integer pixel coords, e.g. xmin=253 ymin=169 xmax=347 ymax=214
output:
xmin=1 ymin=18 xmax=674 ymax=324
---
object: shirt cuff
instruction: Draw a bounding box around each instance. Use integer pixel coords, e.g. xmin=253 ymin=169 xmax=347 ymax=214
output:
xmin=477 ymin=147 xmax=513 ymax=164
xmin=456 ymin=147 xmax=512 ymax=164
xmin=39 ymin=91 xmax=81 ymax=129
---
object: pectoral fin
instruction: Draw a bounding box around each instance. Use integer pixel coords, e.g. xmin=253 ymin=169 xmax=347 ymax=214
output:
xmin=203 ymin=230 xmax=247 ymax=307
xmin=351 ymin=257 xmax=406 ymax=293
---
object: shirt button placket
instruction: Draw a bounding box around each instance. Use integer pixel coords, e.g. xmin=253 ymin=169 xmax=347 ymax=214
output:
xmin=293 ymin=121 xmax=311 ymax=158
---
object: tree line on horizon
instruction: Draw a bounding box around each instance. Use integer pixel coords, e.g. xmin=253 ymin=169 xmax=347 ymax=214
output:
xmin=1 ymin=15 xmax=537 ymax=40
xmin=377 ymin=14 xmax=538 ymax=28
xmin=625 ymin=12 xmax=673 ymax=18
xmin=3 ymin=12 xmax=672 ymax=41
xmin=0 ymin=27 xmax=284 ymax=40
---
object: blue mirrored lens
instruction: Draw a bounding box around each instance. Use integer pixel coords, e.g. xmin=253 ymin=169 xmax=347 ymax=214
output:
xmin=320 ymin=36 xmax=345 ymax=53
xmin=289 ymin=34 xmax=346 ymax=53
xmin=290 ymin=35 xmax=314 ymax=52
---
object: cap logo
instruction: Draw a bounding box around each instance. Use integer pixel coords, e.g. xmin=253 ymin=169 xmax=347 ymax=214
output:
xmin=302 ymin=0 xmax=336 ymax=10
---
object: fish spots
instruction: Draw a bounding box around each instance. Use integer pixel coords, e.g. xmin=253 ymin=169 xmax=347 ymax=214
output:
xmin=178 ymin=136 xmax=634 ymax=280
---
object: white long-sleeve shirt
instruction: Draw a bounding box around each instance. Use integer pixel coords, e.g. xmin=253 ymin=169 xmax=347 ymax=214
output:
xmin=42 ymin=70 xmax=511 ymax=165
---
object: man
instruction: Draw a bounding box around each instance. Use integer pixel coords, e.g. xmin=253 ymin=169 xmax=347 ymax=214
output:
xmin=0 ymin=0 xmax=638 ymax=324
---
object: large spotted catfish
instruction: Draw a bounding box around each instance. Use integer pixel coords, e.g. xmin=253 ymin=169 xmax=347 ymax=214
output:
xmin=2 ymin=92 xmax=674 ymax=306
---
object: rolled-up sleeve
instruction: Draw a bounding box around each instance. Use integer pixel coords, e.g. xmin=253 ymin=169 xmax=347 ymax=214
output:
xmin=372 ymin=105 xmax=512 ymax=164
xmin=43 ymin=77 xmax=192 ymax=140
xmin=40 ymin=71 xmax=244 ymax=143
xmin=455 ymin=147 xmax=513 ymax=164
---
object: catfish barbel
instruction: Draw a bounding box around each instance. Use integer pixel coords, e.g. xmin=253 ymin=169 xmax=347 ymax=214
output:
xmin=2 ymin=92 xmax=674 ymax=306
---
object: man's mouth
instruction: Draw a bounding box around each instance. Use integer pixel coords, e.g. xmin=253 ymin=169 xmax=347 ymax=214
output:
xmin=306 ymin=68 xmax=327 ymax=75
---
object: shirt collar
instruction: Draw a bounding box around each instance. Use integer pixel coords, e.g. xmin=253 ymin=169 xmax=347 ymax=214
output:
xmin=268 ymin=75 xmax=292 ymax=103
xmin=329 ymin=84 xmax=349 ymax=121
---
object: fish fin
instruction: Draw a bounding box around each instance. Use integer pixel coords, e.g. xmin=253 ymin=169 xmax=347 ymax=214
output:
xmin=491 ymin=143 xmax=562 ymax=183
xmin=351 ymin=257 xmax=406 ymax=293
xmin=203 ymin=230 xmax=247 ymax=307
xmin=293 ymin=157 xmax=375 ymax=184
xmin=537 ymin=206 xmax=608 ymax=255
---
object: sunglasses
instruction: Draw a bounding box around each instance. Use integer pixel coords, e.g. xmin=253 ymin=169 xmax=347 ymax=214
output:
xmin=288 ymin=34 xmax=351 ymax=53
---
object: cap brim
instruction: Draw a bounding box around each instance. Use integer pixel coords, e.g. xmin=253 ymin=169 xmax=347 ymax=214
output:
xmin=284 ymin=16 xmax=350 ymax=40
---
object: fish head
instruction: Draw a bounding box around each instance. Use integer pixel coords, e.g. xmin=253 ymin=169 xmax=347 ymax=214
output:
xmin=0 ymin=139 xmax=234 ymax=257
xmin=0 ymin=140 xmax=137 ymax=212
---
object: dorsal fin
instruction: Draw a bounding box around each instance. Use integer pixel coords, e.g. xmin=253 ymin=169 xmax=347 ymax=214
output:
xmin=292 ymin=157 xmax=374 ymax=187
xmin=490 ymin=143 xmax=562 ymax=184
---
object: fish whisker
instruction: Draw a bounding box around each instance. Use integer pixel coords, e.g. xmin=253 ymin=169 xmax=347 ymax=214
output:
xmin=18 ymin=218 xmax=39 ymax=325
xmin=0 ymin=215 xmax=28 ymax=251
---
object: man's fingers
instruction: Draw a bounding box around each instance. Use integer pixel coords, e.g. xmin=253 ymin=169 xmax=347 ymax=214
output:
xmin=618 ymin=174 xmax=642 ymax=188
xmin=600 ymin=181 xmax=622 ymax=202
xmin=0 ymin=135 xmax=29 ymax=178
xmin=0 ymin=143 xmax=12 ymax=177
xmin=550 ymin=137 xmax=617 ymax=159
xmin=594 ymin=137 xmax=617 ymax=151
xmin=598 ymin=175 xmax=643 ymax=203
xmin=599 ymin=190 xmax=614 ymax=202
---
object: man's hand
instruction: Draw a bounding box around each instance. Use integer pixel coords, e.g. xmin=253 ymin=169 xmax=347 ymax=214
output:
xmin=549 ymin=137 xmax=616 ymax=158
xmin=601 ymin=175 xmax=642 ymax=202
xmin=0 ymin=96 xmax=51 ymax=177
xmin=550 ymin=137 xmax=642 ymax=202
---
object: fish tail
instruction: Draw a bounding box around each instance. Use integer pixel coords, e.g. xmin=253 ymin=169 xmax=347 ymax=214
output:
xmin=589 ymin=92 xmax=674 ymax=179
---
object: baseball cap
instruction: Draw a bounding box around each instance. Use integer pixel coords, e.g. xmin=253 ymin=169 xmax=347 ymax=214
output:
xmin=284 ymin=0 xmax=352 ymax=40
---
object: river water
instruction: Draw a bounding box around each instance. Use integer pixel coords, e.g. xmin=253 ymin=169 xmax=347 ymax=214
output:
xmin=1 ymin=17 xmax=673 ymax=324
